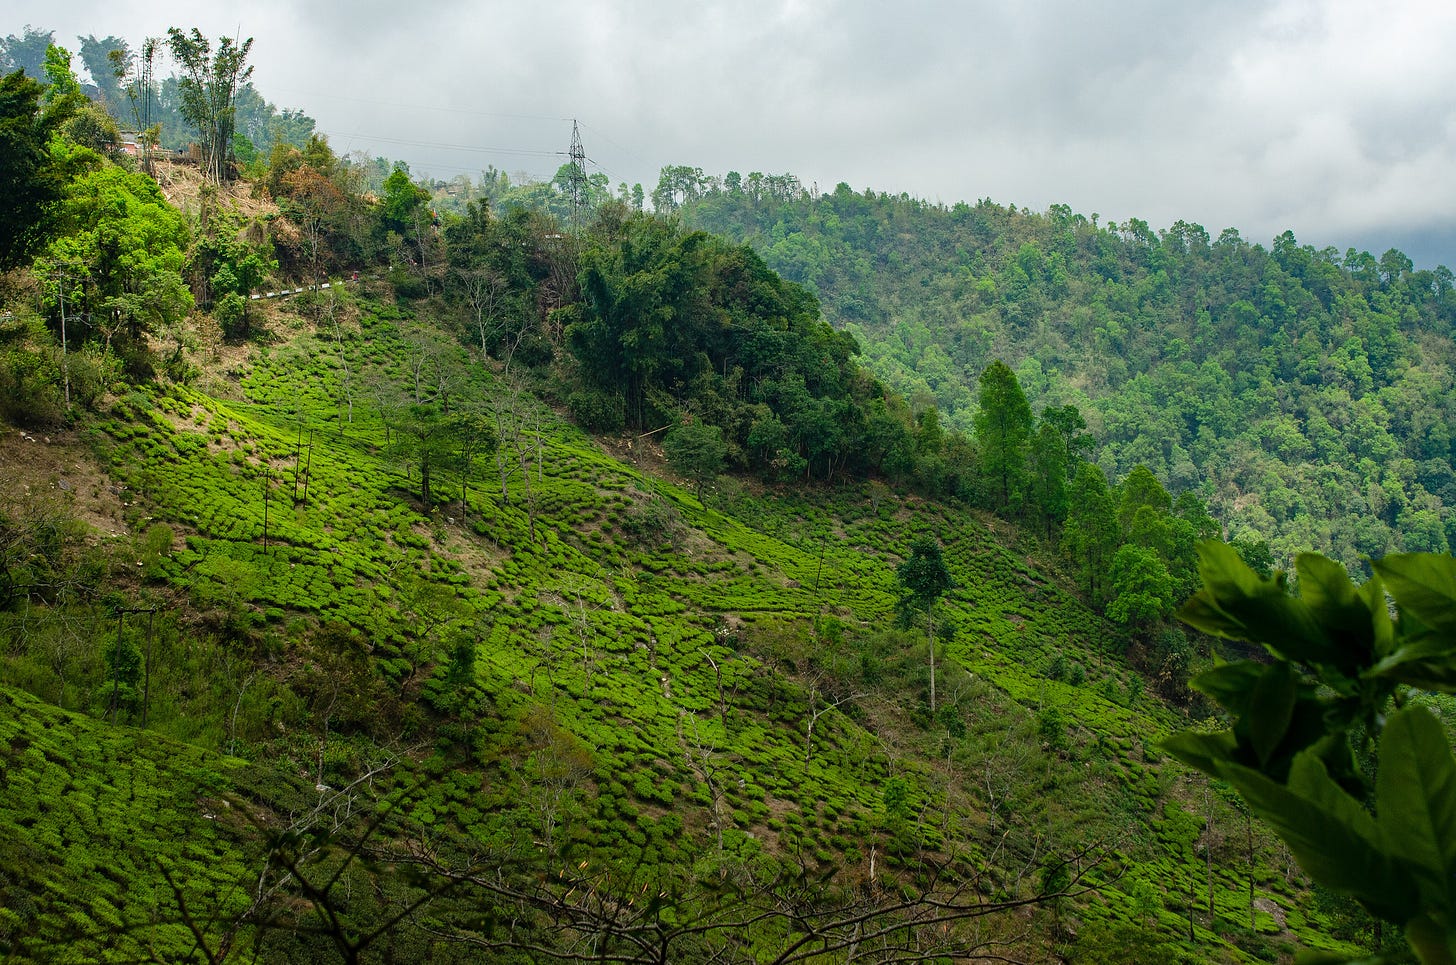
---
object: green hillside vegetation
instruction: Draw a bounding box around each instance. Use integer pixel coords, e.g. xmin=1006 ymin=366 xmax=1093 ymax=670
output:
xmin=671 ymin=172 xmax=1456 ymax=568
xmin=2 ymin=27 xmax=1451 ymax=963
xmin=1 ymin=293 xmax=1364 ymax=962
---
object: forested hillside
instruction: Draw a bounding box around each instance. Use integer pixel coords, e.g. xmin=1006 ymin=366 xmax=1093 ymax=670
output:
xmin=3 ymin=26 xmax=1455 ymax=964
xmin=672 ymin=175 xmax=1456 ymax=567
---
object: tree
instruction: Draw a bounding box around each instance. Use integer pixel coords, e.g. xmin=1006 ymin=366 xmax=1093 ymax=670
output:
xmin=1040 ymin=403 xmax=1094 ymax=465
xmin=974 ymin=360 xmax=1033 ymax=513
xmin=41 ymin=44 xmax=117 ymax=158
xmin=203 ymin=236 xmax=273 ymax=339
xmin=165 ymin=28 xmax=253 ymax=183
xmin=393 ymin=404 xmax=456 ymax=507
xmin=895 ymin=536 xmax=955 ymax=714
xmin=39 ymin=45 xmax=82 ymax=106
xmin=1118 ymin=464 xmax=1172 ymax=531
xmin=0 ymin=27 xmax=54 ymax=80
xmin=1028 ymin=422 xmax=1070 ymax=538
xmin=113 ymin=37 xmax=160 ymax=173
xmin=40 ymin=162 xmax=193 ymax=360
xmin=664 ymin=420 xmax=727 ymax=501
xmin=568 ymin=215 xmax=705 ymax=428
xmin=0 ymin=68 xmax=76 ymax=270
xmin=453 ymin=407 xmax=496 ymax=520
xmin=1063 ymin=462 xmax=1121 ymax=605
xmin=1168 ymin=546 xmax=1456 ymax=964
xmin=279 ymin=163 xmax=348 ymax=286
xmin=1105 ymin=543 xmax=1176 ymax=630
xmin=76 ymin=35 xmax=129 ymax=114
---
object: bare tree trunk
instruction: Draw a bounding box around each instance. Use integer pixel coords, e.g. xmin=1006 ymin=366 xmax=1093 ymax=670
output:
xmin=927 ymin=604 xmax=936 ymax=715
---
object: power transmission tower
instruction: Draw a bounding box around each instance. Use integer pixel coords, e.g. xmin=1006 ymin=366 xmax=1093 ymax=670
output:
xmin=568 ymin=119 xmax=587 ymax=233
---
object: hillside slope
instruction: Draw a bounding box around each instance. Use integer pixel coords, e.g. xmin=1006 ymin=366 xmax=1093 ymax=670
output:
xmin=679 ymin=184 xmax=1456 ymax=567
xmin=0 ymin=290 xmax=1369 ymax=962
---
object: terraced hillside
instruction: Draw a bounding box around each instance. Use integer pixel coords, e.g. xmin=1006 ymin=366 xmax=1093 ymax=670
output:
xmin=0 ymin=291 xmax=1367 ymax=962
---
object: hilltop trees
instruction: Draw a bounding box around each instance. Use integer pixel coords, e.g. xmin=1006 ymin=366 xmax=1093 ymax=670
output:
xmin=165 ymin=28 xmax=253 ymax=183
xmin=565 ymin=212 xmax=863 ymax=481
xmin=0 ymin=68 xmax=76 ymax=271
xmin=677 ymin=178 xmax=1456 ymax=566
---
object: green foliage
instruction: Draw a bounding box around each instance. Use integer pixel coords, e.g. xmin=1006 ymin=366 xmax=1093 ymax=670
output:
xmin=1064 ymin=462 xmax=1121 ymax=604
xmin=567 ymin=213 xmax=865 ymax=483
xmin=679 ymin=181 xmax=1456 ymax=568
xmin=663 ymin=420 xmax=726 ymax=500
xmin=39 ymin=157 xmax=193 ymax=361
xmin=1167 ymin=545 xmax=1456 ymax=961
xmin=975 ymin=359 xmax=1033 ymax=513
xmin=895 ymin=536 xmax=954 ymax=616
xmin=1106 ymin=544 xmax=1177 ymax=629
xmin=0 ymin=67 xmax=76 ymax=270
xmin=165 ymin=28 xmax=254 ymax=183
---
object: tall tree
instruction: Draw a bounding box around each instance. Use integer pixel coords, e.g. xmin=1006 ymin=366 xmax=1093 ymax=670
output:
xmin=0 ymin=68 xmax=75 ymax=270
xmin=974 ymin=360 xmax=1033 ymax=513
xmin=895 ymin=536 xmax=955 ymax=714
xmin=76 ymin=35 xmax=128 ymax=113
xmin=165 ymin=27 xmax=253 ymax=183
xmin=1118 ymin=464 xmax=1172 ymax=532
xmin=1064 ymin=462 xmax=1120 ymax=605
xmin=1028 ymin=422 xmax=1070 ymax=538
xmin=0 ymin=27 xmax=54 ymax=81
xmin=1040 ymin=403 xmax=1094 ymax=467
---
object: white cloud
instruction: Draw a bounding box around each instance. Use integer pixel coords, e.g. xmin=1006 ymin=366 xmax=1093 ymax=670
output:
xmin=8 ymin=0 xmax=1456 ymax=264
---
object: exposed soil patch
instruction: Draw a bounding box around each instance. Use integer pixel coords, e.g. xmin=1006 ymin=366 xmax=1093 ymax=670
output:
xmin=0 ymin=426 xmax=130 ymax=539
xmin=152 ymin=161 xmax=279 ymax=224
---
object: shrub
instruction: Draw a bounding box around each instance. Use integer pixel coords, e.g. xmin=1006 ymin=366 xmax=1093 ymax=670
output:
xmin=0 ymin=346 xmax=64 ymax=427
xmin=568 ymin=389 xmax=625 ymax=433
xmin=215 ymin=292 xmax=248 ymax=341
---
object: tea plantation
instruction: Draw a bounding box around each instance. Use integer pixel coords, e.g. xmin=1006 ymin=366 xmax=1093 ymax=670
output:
xmin=0 ymin=295 xmax=1370 ymax=962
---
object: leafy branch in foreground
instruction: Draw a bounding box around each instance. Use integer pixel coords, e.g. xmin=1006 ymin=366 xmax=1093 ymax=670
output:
xmin=1165 ymin=544 xmax=1456 ymax=964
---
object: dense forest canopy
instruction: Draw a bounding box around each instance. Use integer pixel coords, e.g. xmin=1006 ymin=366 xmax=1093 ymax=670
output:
xmin=665 ymin=172 xmax=1456 ymax=567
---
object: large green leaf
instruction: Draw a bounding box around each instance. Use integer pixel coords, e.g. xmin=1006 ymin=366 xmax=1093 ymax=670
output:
xmin=1211 ymin=755 xmax=1417 ymax=924
xmin=1368 ymin=635 xmax=1456 ymax=693
xmin=1177 ymin=590 xmax=1248 ymax=640
xmin=1189 ymin=660 xmax=1264 ymax=714
xmin=1161 ymin=730 xmax=1238 ymax=775
xmin=1357 ymin=572 xmax=1397 ymax=661
xmin=1403 ymin=913 xmax=1456 ymax=965
xmin=1373 ymin=554 xmax=1456 ymax=636
xmin=1195 ymin=540 xmax=1268 ymax=598
xmin=1183 ymin=543 xmax=1337 ymax=663
xmin=1297 ymin=553 xmax=1380 ymax=678
xmin=1376 ymin=706 xmax=1456 ymax=911
xmin=1248 ymin=662 xmax=1297 ymax=768
xmin=1297 ymin=553 xmax=1360 ymax=613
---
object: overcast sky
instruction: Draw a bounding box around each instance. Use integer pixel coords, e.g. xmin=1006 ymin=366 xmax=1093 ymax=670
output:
xmin=13 ymin=0 xmax=1456 ymax=267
